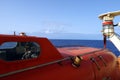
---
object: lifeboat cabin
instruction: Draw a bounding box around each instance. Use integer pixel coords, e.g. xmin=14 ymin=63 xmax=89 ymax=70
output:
xmin=0 ymin=33 xmax=120 ymax=80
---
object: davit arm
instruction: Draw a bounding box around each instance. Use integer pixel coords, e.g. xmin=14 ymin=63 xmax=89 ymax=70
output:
xmin=99 ymin=10 xmax=120 ymax=52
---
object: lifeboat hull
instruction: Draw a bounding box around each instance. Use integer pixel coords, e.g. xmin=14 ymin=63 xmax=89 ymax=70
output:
xmin=0 ymin=34 xmax=120 ymax=80
xmin=0 ymin=48 xmax=120 ymax=80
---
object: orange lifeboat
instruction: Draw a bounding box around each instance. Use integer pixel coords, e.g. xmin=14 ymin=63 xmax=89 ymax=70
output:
xmin=0 ymin=33 xmax=120 ymax=80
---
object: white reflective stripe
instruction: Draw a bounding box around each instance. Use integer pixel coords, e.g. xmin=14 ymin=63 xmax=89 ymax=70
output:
xmin=0 ymin=57 xmax=70 ymax=78
xmin=110 ymin=33 xmax=120 ymax=52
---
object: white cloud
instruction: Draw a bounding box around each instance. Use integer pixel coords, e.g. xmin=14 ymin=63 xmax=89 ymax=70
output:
xmin=41 ymin=21 xmax=71 ymax=34
xmin=44 ymin=29 xmax=53 ymax=34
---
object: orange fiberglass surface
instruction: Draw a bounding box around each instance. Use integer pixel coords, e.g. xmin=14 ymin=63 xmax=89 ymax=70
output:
xmin=0 ymin=34 xmax=120 ymax=80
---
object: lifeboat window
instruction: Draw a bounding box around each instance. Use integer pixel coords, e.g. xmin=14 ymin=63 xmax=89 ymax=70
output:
xmin=0 ymin=42 xmax=17 ymax=49
xmin=0 ymin=42 xmax=40 ymax=61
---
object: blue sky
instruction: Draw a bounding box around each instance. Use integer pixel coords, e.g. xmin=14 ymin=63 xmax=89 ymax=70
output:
xmin=0 ymin=0 xmax=120 ymax=39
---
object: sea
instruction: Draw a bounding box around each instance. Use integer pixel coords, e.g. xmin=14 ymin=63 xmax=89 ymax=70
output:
xmin=50 ymin=39 xmax=120 ymax=57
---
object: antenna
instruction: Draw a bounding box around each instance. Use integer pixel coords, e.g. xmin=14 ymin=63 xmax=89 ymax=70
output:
xmin=14 ymin=31 xmax=16 ymax=36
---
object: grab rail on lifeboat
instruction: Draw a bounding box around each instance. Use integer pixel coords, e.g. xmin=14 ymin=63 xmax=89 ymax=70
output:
xmin=0 ymin=49 xmax=105 ymax=78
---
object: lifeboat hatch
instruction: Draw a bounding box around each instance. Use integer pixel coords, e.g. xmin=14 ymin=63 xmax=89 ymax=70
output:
xmin=19 ymin=32 xmax=27 ymax=36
